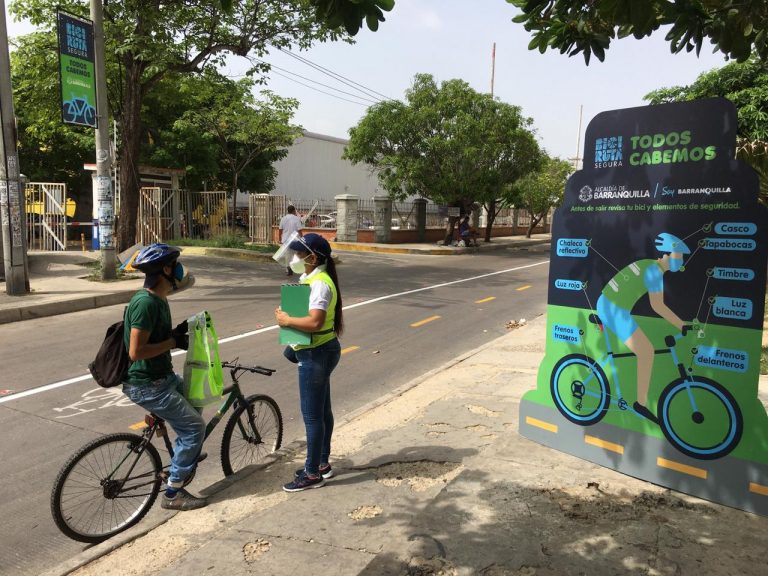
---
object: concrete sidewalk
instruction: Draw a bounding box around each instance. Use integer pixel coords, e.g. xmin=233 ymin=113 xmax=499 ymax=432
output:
xmin=0 ymin=234 xmax=549 ymax=325
xmin=46 ymin=316 xmax=768 ymax=576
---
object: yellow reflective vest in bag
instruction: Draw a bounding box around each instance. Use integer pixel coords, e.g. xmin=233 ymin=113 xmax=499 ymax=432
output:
xmin=294 ymin=270 xmax=337 ymax=350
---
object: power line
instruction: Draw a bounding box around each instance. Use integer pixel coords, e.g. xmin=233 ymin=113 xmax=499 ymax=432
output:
xmin=254 ymin=58 xmax=381 ymax=105
xmin=276 ymin=46 xmax=394 ymax=102
xmin=267 ymin=68 xmax=374 ymax=107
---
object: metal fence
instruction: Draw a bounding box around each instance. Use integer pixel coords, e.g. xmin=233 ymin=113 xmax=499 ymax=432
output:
xmin=25 ymin=182 xmax=68 ymax=251
xmin=137 ymin=188 xmax=229 ymax=244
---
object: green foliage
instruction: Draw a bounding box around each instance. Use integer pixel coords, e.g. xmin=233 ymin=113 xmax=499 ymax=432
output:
xmin=170 ymin=235 xmax=275 ymax=251
xmin=10 ymin=31 xmax=94 ymax=211
xmin=311 ymin=0 xmax=395 ymax=35
xmin=174 ymin=72 xmax=302 ymax=195
xmin=508 ymin=0 xmax=767 ymax=64
xmin=645 ymin=57 xmax=768 ymax=201
xmin=344 ymin=73 xmax=540 ymax=212
xmin=509 ymin=155 xmax=572 ymax=237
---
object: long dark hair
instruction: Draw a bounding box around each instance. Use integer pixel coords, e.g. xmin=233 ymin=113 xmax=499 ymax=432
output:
xmin=318 ymin=253 xmax=344 ymax=336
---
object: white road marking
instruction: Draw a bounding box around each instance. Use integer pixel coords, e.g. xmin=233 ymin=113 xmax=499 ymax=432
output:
xmin=0 ymin=259 xmax=548 ymax=404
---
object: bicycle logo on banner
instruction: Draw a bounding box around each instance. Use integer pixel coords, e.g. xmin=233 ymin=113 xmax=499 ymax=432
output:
xmin=62 ymin=96 xmax=96 ymax=127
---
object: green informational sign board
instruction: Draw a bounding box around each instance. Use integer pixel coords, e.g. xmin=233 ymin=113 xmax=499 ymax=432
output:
xmin=57 ymin=11 xmax=97 ymax=128
xmin=519 ymin=98 xmax=768 ymax=515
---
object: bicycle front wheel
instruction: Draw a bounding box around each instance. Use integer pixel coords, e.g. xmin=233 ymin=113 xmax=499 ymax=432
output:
xmin=550 ymin=354 xmax=611 ymax=425
xmin=658 ymin=377 xmax=743 ymax=460
xmin=221 ymin=394 xmax=283 ymax=476
xmin=51 ymin=433 xmax=162 ymax=543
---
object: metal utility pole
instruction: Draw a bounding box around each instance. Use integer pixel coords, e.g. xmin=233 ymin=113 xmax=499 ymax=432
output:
xmin=490 ymin=42 xmax=496 ymax=96
xmin=0 ymin=0 xmax=29 ymax=294
xmin=90 ymin=0 xmax=115 ymax=279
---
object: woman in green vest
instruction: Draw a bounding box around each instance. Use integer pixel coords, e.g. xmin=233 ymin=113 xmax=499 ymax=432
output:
xmin=275 ymin=233 xmax=344 ymax=492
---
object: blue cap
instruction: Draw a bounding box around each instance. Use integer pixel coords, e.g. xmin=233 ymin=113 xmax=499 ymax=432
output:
xmin=289 ymin=233 xmax=332 ymax=258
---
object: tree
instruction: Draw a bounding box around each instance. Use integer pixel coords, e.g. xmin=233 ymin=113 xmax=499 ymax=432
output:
xmin=509 ymin=155 xmax=571 ymax=238
xmin=311 ymin=0 xmax=394 ymax=34
xmin=175 ymin=72 xmax=302 ymax=218
xmin=344 ymin=74 xmax=540 ymax=244
xmin=508 ymin=0 xmax=766 ymax=65
xmin=644 ymin=57 xmax=768 ymax=201
xmin=11 ymin=1 xmax=358 ymax=250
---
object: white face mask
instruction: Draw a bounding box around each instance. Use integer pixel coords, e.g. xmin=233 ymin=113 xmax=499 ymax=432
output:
xmin=289 ymin=254 xmax=308 ymax=274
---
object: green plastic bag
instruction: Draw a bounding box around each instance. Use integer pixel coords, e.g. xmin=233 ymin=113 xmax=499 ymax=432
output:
xmin=183 ymin=310 xmax=224 ymax=407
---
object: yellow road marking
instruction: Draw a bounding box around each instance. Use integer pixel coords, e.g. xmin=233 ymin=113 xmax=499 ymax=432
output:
xmin=341 ymin=346 xmax=360 ymax=355
xmin=516 ymin=285 xmax=532 ymax=292
xmin=129 ymin=421 xmax=147 ymax=430
xmin=475 ymin=296 xmax=496 ymax=304
xmin=525 ymin=416 xmax=558 ymax=433
xmin=749 ymin=482 xmax=768 ymax=496
xmin=585 ymin=435 xmax=624 ymax=455
xmin=656 ymin=457 xmax=708 ymax=479
xmin=411 ymin=315 xmax=441 ymax=328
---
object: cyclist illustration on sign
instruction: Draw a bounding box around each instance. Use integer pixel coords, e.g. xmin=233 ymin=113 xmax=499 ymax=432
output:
xmin=595 ymin=232 xmax=690 ymax=423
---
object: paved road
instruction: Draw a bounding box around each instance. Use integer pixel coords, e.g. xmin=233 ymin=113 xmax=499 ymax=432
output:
xmin=0 ymin=244 xmax=550 ymax=576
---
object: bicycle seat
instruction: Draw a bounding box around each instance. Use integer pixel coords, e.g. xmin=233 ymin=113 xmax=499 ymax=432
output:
xmin=588 ymin=314 xmax=603 ymax=326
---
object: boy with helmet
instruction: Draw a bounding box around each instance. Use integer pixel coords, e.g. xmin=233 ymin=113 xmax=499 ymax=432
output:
xmin=123 ymin=243 xmax=207 ymax=510
xmin=595 ymin=232 xmax=691 ymax=423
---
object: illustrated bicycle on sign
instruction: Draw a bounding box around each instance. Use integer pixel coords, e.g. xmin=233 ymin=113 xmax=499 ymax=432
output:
xmin=550 ymin=232 xmax=743 ymax=460
xmin=62 ymin=96 xmax=96 ymax=127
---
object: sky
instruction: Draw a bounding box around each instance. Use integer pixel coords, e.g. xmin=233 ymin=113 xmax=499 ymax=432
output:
xmin=6 ymin=0 xmax=729 ymax=163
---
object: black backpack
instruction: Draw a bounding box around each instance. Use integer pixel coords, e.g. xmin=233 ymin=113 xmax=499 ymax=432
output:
xmin=89 ymin=310 xmax=131 ymax=388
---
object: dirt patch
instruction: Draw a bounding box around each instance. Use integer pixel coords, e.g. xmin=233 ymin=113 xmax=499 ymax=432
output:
xmin=465 ymin=404 xmax=500 ymax=417
xmin=243 ymin=539 xmax=271 ymax=563
xmin=374 ymin=461 xmax=464 ymax=492
xmin=406 ymin=556 xmax=458 ymax=576
xmin=465 ymin=424 xmax=490 ymax=432
xmin=348 ymin=505 xmax=383 ymax=520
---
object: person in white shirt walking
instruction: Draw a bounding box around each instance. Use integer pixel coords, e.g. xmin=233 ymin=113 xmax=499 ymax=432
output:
xmin=279 ymin=205 xmax=303 ymax=276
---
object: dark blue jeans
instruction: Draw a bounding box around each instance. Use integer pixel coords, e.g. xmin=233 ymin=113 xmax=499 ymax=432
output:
xmin=296 ymin=338 xmax=341 ymax=475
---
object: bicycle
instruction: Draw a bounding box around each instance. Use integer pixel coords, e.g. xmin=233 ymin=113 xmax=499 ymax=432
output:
xmin=550 ymin=315 xmax=743 ymax=460
xmin=51 ymin=361 xmax=283 ymax=543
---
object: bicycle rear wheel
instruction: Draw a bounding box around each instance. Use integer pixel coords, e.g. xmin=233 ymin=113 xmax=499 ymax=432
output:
xmin=220 ymin=394 xmax=283 ymax=476
xmin=51 ymin=433 xmax=162 ymax=543
xmin=550 ymin=354 xmax=611 ymax=425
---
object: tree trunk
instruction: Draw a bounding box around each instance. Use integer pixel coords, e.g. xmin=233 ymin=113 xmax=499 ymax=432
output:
xmin=231 ymin=170 xmax=239 ymax=235
xmin=484 ymin=199 xmax=497 ymax=242
xmin=117 ymin=62 xmax=144 ymax=250
xmin=527 ymin=211 xmax=543 ymax=238
xmin=444 ymin=216 xmax=458 ymax=245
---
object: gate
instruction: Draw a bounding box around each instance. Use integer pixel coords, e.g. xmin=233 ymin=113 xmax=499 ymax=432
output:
xmin=184 ymin=191 xmax=229 ymax=240
xmin=137 ymin=187 xmax=180 ymax=244
xmin=25 ymin=183 xmax=69 ymax=251
xmin=250 ymin=194 xmax=283 ymax=243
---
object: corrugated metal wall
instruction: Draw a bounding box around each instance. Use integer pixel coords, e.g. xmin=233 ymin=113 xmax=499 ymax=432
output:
xmin=272 ymin=132 xmax=380 ymax=201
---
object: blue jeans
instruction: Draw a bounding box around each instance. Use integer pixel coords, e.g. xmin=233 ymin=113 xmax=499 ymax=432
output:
xmin=123 ymin=373 xmax=206 ymax=487
xmin=296 ymin=338 xmax=341 ymax=475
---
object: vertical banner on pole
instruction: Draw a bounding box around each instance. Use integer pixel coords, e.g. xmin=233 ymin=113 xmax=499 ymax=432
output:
xmin=56 ymin=10 xmax=97 ymax=128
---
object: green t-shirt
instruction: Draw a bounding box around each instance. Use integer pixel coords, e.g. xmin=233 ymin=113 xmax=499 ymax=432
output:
xmin=123 ymin=289 xmax=173 ymax=385
xmin=600 ymin=259 xmax=664 ymax=310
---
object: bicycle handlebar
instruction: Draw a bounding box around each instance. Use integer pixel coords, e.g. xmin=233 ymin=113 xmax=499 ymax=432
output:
xmin=221 ymin=361 xmax=276 ymax=377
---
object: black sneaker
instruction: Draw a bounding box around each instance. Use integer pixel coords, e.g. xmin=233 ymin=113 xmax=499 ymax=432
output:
xmin=283 ymin=471 xmax=325 ymax=492
xmin=633 ymin=402 xmax=659 ymax=424
xmin=294 ymin=463 xmax=333 ymax=479
xmin=161 ymin=489 xmax=208 ymax=510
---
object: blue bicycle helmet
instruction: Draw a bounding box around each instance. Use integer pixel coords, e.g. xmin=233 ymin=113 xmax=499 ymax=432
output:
xmin=132 ymin=243 xmax=181 ymax=273
xmin=655 ymin=233 xmax=691 ymax=254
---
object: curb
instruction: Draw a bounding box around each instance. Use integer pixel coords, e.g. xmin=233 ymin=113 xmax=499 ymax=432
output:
xmin=0 ymin=290 xmax=137 ymax=325
xmin=179 ymin=246 xmax=274 ymax=262
xmin=44 ymin=319 xmax=542 ymax=576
